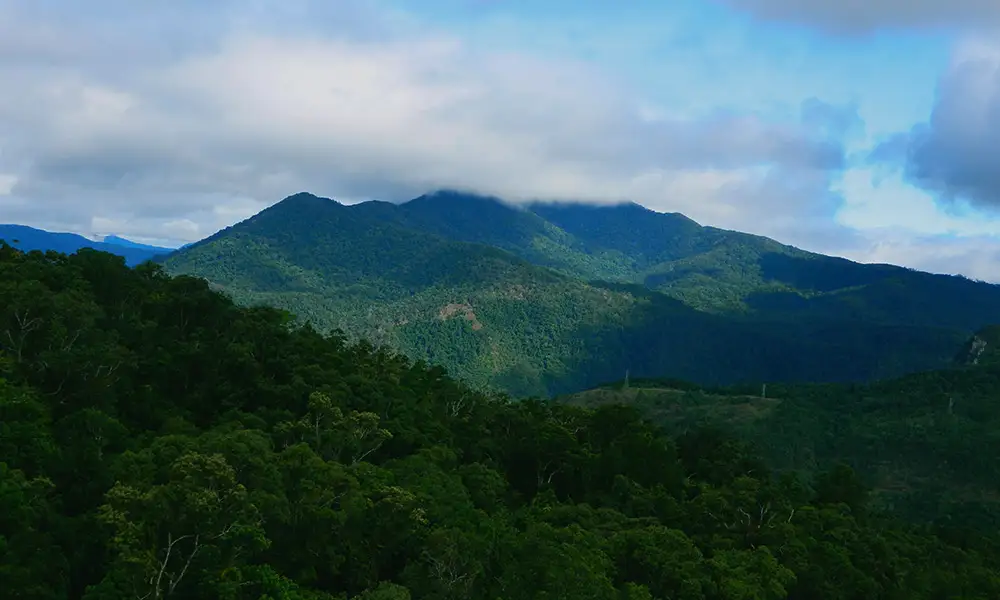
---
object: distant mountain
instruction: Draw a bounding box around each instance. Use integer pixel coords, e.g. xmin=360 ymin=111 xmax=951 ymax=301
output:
xmin=101 ymin=234 xmax=176 ymax=253
xmin=161 ymin=191 xmax=1000 ymax=396
xmin=0 ymin=224 xmax=173 ymax=266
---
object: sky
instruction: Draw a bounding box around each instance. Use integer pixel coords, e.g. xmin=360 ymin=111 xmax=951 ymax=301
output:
xmin=2 ymin=1 xmax=1000 ymax=279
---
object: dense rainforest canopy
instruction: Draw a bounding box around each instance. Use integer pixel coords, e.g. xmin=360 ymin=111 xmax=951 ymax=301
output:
xmin=561 ymin=369 xmax=1000 ymax=528
xmin=3 ymin=243 xmax=1000 ymax=599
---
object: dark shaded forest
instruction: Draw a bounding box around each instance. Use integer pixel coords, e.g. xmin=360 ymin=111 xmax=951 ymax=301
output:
xmin=562 ymin=365 xmax=1000 ymax=529
xmin=4 ymin=243 xmax=1000 ymax=599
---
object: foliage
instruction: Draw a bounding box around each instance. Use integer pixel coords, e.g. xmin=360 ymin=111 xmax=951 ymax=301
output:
xmin=160 ymin=191 xmax=1000 ymax=397
xmin=561 ymin=360 xmax=1000 ymax=525
xmin=4 ymin=242 xmax=1000 ymax=598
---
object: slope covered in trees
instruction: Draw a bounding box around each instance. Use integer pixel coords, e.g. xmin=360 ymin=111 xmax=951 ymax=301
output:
xmin=560 ymin=353 xmax=1000 ymax=527
xmin=366 ymin=190 xmax=1000 ymax=327
xmin=5 ymin=243 xmax=1000 ymax=599
xmin=159 ymin=191 xmax=1000 ymax=396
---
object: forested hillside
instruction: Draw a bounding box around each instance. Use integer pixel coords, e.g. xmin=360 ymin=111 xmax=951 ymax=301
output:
xmin=560 ymin=354 xmax=1000 ymax=527
xmin=380 ymin=191 xmax=1000 ymax=325
xmin=160 ymin=191 xmax=1000 ymax=396
xmin=6 ymin=243 xmax=1000 ymax=599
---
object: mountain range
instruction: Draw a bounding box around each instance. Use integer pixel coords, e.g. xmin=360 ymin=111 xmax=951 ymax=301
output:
xmin=9 ymin=189 xmax=1000 ymax=527
xmin=8 ymin=240 xmax=1000 ymax=598
xmin=0 ymin=224 xmax=174 ymax=266
xmin=139 ymin=190 xmax=1000 ymax=397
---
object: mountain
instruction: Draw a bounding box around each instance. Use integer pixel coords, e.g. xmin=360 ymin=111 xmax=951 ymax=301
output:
xmin=0 ymin=224 xmax=173 ymax=266
xmin=405 ymin=192 xmax=1000 ymax=331
xmin=9 ymin=241 xmax=1000 ymax=599
xmin=385 ymin=191 xmax=863 ymax=311
xmin=101 ymin=234 xmax=175 ymax=253
xmin=160 ymin=191 xmax=1000 ymax=396
xmin=528 ymin=199 xmax=791 ymax=308
xmin=386 ymin=191 xmax=638 ymax=282
xmin=558 ymin=331 xmax=1000 ymax=526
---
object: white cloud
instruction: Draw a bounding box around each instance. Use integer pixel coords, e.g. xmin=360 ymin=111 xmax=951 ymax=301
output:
xmin=869 ymin=37 xmax=1000 ymax=213
xmin=835 ymin=168 xmax=1000 ymax=237
xmin=0 ymin=174 xmax=16 ymax=195
xmin=830 ymin=164 xmax=1000 ymax=281
xmin=0 ymin=0 xmax=851 ymax=248
xmin=8 ymin=0 xmax=1000 ymax=285
xmin=843 ymin=231 xmax=1000 ymax=282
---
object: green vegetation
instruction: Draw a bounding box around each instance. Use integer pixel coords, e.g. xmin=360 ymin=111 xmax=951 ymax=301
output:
xmin=560 ymin=354 xmax=1000 ymax=526
xmin=161 ymin=191 xmax=1000 ymax=396
xmin=8 ymin=243 xmax=1000 ymax=599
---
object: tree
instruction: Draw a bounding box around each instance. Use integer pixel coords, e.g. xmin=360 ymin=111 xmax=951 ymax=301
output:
xmin=95 ymin=452 xmax=267 ymax=598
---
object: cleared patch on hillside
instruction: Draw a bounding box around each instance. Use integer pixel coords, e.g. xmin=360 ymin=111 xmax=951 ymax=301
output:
xmin=505 ymin=284 xmax=528 ymax=300
xmin=438 ymin=302 xmax=483 ymax=330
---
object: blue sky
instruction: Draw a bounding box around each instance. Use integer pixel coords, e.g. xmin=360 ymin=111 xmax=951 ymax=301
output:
xmin=1 ymin=0 xmax=1000 ymax=279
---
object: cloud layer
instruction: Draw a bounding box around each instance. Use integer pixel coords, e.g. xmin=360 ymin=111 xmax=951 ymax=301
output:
xmin=3 ymin=0 xmax=998 ymax=282
xmin=0 ymin=0 xmax=855 ymax=248
xmin=870 ymin=40 xmax=1000 ymax=211
xmin=716 ymin=0 xmax=1000 ymax=34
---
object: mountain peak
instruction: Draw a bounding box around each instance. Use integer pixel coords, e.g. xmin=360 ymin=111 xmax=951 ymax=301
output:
xmin=529 ymin=199 xmax=698 ymax=223
xmin=253 ymin=192 xmax=344 ymax=222
xmin=276 ymin=192 xmax=339 ymax=207
xmin=401 ymin=190 xmax=537 ymax=225
xmin=408 ymin=189 xmax=512 ymax=209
